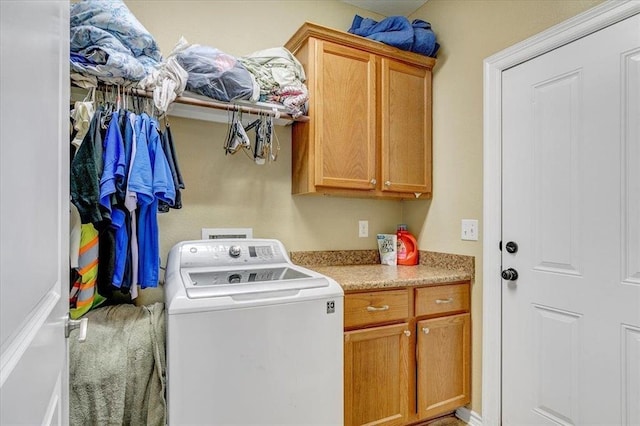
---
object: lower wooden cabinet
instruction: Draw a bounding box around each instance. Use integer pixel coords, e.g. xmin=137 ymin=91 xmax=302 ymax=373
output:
xmin=344 ymin=282 xmax=471 ymax=426
xmin=344 ymin=323 xmax=411 ymax=426
xmin=417 ymin=313 xmax=471 ymax=419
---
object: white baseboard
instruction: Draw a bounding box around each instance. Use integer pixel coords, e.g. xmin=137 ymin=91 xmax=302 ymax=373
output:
xmin=456 ymin=407 xmax=483 ymax=426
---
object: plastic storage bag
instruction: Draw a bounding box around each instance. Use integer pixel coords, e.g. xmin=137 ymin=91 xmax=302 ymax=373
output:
xmin=174 ymin=42 xmax=258 ymax=103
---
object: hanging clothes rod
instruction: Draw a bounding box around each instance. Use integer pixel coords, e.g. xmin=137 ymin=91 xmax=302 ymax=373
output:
xmin=128 ymin=88 xmax=309 ymax=124
xmin=70 ymin=84 xmax=308 ymax=126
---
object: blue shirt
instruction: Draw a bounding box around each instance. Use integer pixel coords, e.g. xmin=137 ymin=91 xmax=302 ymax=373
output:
xmin=110 ymin=207 xmax=128 ymax=289
xmin=128 ymin=114 xmax=153 ymax=206
xmin=137 ymin=114 xmax=176 ymax=288
xmin=99 ymin=111 xmax=126 ymax=216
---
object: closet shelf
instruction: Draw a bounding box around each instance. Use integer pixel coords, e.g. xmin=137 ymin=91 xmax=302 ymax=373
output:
xmin=70 ymin=85 xmax=309 ymax=126
xmin=165 ymin=91 xmax=309 ymax=126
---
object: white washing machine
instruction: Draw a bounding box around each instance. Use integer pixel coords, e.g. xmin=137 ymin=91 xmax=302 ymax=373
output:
xmin=164 ymin=239 xmax=344 ymax=425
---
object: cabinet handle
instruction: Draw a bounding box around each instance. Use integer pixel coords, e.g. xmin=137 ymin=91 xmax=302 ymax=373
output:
xmin=422 ymin=327 xmax=430 ymax=334
xmin=404 ymin=330 xmax=411 ymax=337
xmin=435 ymin=298 xmax=454 ymax=304
xmin=384 ymin=180 xmax=391 ymax=186
xmin=370 ymin=178 xmax=377 ymax=185
xmin=366 ymin=305 xmax=390 ymax=312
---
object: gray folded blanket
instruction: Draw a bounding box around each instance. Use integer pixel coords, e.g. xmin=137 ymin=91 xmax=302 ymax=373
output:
xmin=69 ymin=303 xmax=166 ymax=426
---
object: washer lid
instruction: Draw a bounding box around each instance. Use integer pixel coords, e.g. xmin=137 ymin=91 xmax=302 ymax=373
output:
xmin=181 ymin=266 xmax=330 ymax=298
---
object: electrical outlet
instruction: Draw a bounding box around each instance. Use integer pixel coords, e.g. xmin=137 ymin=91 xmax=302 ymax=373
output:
xmin=358 ymin=220 xmax=369 ymax=238
xmin=461 ymin=219 xmax=478 ymax=241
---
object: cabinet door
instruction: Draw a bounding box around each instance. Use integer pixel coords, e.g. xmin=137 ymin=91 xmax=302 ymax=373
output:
xmin=380 ymin=58 xmax=432 ymax=195
xmin=416 ymin=313 xmax=470 ymax=420
xmin=344 ymin=322 xmax=411 ymax=426
xmin=314 ymin=40 xmax=377 ymax=190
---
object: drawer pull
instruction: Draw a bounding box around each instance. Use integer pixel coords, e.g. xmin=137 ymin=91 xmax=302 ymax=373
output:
xmin=422 ymin=327 xmax=430 ymax=334
xmin=366 ymin=305 xmax=390 ymax=312
xmin=435 ymin=298 xmax=454 ymax=304
xmin=404 ymin=330 xmax=411 ymax=337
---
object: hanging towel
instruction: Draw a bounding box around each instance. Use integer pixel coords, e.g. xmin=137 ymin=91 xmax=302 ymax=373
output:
xmin=69 ymin=303 xmax=166 ymax=426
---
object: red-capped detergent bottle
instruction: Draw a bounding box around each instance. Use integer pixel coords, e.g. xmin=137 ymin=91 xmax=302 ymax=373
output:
xmin=396 ymin=224 xmax=419 ymax=266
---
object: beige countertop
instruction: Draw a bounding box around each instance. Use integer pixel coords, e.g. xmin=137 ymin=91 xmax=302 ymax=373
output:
xmin=306 ymin=264 xmax=473 ymax=292
xmin=290 ymin=249 xmax=474 ymax=292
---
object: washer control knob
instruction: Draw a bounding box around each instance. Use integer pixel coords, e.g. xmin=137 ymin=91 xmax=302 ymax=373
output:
xmin=229 ymin=245 xmax=241 ymax=258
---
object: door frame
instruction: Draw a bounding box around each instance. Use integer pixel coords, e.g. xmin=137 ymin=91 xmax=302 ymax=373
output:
xmin=482 ymin=1 xmax=640 ymax=424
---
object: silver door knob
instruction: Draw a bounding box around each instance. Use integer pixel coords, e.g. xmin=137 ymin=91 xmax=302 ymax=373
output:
xmin=370 ymin=178 xmax=377 ymax=185
xmin=501 ymin=268 xmax=519 ymax=281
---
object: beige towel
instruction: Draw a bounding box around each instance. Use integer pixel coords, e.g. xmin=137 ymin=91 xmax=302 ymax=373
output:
xmin=69 ymin=303 xmax=166 ymax=426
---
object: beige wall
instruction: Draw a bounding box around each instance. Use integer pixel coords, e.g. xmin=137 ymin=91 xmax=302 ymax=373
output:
xmin=408 ymin=0 xmax=602 ymax=415
xmin=127 ymin=0 xmax=602 ymax=418
xmin=124 ymin=0 xmax=404 ymax=260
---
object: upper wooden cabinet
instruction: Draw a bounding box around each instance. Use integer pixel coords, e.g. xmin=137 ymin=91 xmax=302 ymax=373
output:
xmin=285 ymin=23 xmax=436 ymax=199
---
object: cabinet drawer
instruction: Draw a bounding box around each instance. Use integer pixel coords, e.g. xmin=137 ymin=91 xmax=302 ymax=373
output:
xmin=345 ymin=289 xmax=409 ymax=328
xmin=415 ymin=283 xmax=469 ymax=317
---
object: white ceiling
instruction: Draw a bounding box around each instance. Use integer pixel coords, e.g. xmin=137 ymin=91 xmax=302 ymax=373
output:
xmin=341 ymin=0 xmax=429 ymax=17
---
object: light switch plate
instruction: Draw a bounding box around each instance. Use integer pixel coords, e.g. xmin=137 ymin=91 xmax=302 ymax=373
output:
xmin=358 ymin=220 xmax=369 ymax=238
xmin=461 ymin=219 xmax=478 ymax=241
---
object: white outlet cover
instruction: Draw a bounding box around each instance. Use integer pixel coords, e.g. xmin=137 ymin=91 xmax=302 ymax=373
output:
xmin=358 ymin=220 xmax=369 ymax=238
xmin=461 ymin=219 xmax=478 ymax=241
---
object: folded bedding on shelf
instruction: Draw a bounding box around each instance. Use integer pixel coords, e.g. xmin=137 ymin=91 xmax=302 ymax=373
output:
xmin=70 ymin=0 xmax=162 ymax=85
xmin=239 ymin=47 xmax=308 ymax=118
xmin=348 ymin=15 xmax=440 ymax=58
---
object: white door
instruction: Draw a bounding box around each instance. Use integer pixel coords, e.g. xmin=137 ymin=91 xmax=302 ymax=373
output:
xmin=502 ymin=12 xmax=640 ymax=426
xmin=1 ymin=1 xmax=70 ymax=425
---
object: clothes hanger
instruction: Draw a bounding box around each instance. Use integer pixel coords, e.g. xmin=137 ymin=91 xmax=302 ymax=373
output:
xmin=224 ymin=108 xmax=250 ymax=155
